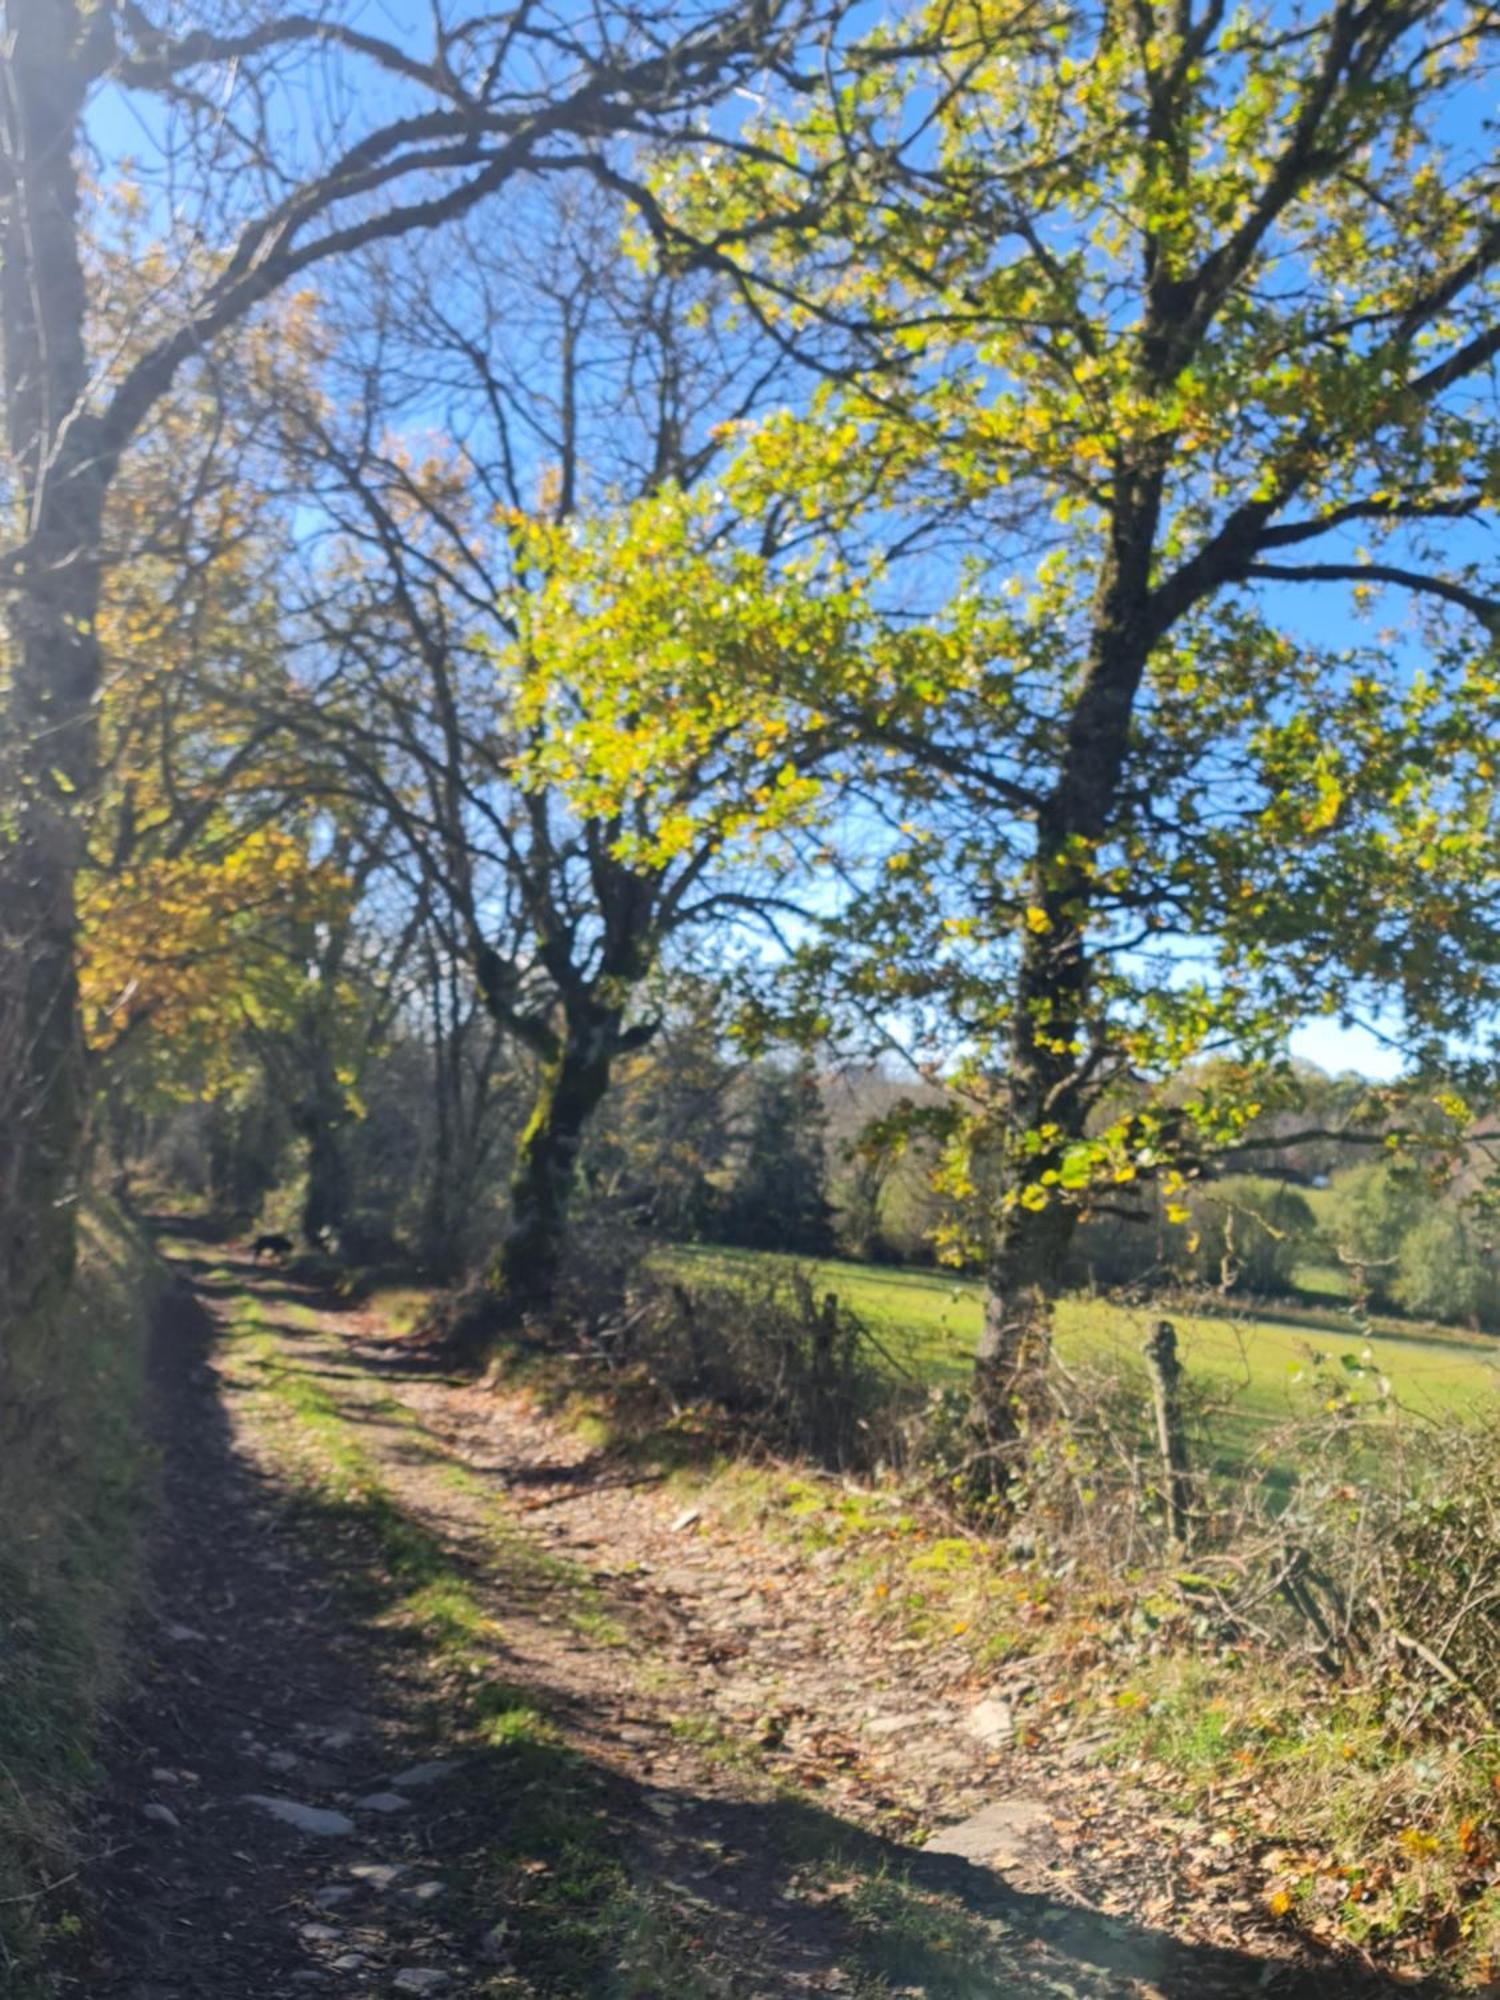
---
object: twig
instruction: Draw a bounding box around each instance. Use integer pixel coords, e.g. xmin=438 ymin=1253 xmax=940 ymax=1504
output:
xmin=0 ymin=1867 xmax=81 ymax=1906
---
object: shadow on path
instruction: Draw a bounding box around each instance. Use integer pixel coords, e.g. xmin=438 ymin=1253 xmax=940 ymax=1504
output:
xmin=62 ymin=1231 xmax=1434 ymax=1998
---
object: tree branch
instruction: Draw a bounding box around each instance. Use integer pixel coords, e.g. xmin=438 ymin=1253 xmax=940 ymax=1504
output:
xmin=1245 ymin=560 xmax=1500 ymax=631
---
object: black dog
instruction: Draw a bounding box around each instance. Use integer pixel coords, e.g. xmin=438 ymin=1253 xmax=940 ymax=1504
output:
xmin=251 ymin=1232 xmax=295 ymax=1262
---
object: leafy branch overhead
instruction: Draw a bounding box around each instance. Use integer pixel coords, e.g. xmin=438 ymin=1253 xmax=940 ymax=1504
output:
xmin=598 ymin=0 xmax=1500 ymax=1307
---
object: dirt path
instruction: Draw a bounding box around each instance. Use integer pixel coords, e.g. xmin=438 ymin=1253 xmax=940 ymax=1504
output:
xmin=65 ymin=1242 xmax=1408 ymax=1999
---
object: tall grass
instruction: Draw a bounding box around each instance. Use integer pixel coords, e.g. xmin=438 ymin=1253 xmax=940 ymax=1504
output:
xmin=0 ymin=1203 xmax=158 ymax=1987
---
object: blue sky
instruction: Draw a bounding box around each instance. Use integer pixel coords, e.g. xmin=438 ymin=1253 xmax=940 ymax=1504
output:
xmin=1290 ymin=1015 xmax=1403 ymax=1079
xmin=80 ymin=11 xmax=1495 ymax=1088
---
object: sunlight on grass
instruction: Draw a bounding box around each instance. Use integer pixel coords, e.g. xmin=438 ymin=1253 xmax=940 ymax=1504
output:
xmin=664 ymin=1244 xmax=1500 ymax=1440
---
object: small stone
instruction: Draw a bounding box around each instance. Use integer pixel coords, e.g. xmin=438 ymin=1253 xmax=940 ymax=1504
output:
xmin=242 ymin=1794 xmax=356 ymax=1837
xmin=149 ymin=1766 xmax=179 ymax=1784
xmin=142 ymin=1802 xmax=181 ymax=1831
xmin=390 ymin=1760 xmax=458 ymax=1790
xmin=964 ymin=1697 xmax=1014 ymax=1748
xmin=399 ymin=1880 xmax=446 ymax=1908
xmin=314 ymin=1885 xmax=356 ymax=1909
xmin=320 ymin=1727 xmax=357 ymax=1753
xmin=330 ymin=1953 xmax=368 ymax=1972
xmin=348 ymin=1862 xmax=404 ymax=1890
xmin=163 ymin=1622 xmax=207 ymax=1643
xmin=299 ymin=1922 xmax=342 ymax=1943
xmin=670 ymin=1507 xmax=702 ymax=1532
xmin=645 ymin=1796 xmax=678 ymax=1819
xmin=864 ymin=1712 xmax=927 ymax=1737
xmin=265 ymin=1749 xmax=300 ymax=1773
xmin=392 ymin=1972 xmax=450 ymax=1995
xmin=357 ymin=1790 xmax=411 ymax=1814
xmin=924 ymin=1799 xmax=1052 ymax=1867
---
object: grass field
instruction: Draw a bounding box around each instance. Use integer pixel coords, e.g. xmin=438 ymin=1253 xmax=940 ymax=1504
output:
xmin=667 ymin=1244 xmax=1500 ymax=1464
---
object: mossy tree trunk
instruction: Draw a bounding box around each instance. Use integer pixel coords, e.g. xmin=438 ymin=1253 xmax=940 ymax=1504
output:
xmin=492 ymin=999 xmax=626 ymax=1319
xmin=296 ymin=1071 xmax=351 ymax=1249
xmin=0 ymin=0 xmax=105 ymax=1333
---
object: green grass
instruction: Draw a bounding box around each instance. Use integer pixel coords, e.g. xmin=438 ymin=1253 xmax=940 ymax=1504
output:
xmin=0 ymin=1204 xmax=159 ymax=1990
xmin=666 ymin=1243 xmax=1500 ymax=1445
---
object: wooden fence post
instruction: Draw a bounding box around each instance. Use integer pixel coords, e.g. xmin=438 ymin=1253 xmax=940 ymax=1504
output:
xmin=1143 ymin=1318 xmax=1192 ymax=1547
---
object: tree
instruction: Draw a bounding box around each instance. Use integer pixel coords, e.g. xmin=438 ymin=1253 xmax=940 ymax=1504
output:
xmin=1392 ymin=1210 xmax=1494 ymax=1327
xmin=0 ymin=0 xmax=805 ymax=1336
xmin=581 ymin=977 xmax=744 ymax=1240
xmin=644 ymin=0 xmax=1500 ymax=1452
xmin=1185 ymin=1178 xmax=1316 ymax=1297
xmin=78 ymin=313 xmax=346 ymax=1109
xmin=275 ymin=195 xmax=858 ymax=1329
xmin=718 ymin=1059 xmax=835 ymax=1254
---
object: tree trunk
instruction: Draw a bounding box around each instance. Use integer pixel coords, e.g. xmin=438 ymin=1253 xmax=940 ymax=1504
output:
xmin=972 ymin=1194 xmax=1077 ymax=1483
xmin=491 ymin=1003 xmax=623 ymax=1320
xmin=0 ymin=0 xmax=104 ymax=1333
xmin=972 ymin=471 xmax=1165 ymax=1472
xmin=298 ymin=1086 xmax=350 ymax=1249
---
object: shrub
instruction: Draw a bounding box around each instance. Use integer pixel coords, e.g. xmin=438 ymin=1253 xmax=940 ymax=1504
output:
xmin=1392 ymin=1210 xmax=1495 ymax=1328
xmin=1323 ymin=1161 xmax=1429 ymax=1307
xmin=603 ymin=1263 xmax=920 ymax=1469
xmin=1185 ymin=1176 xmax=1315 ymax=1295
xmin=1233 ymin=1416 xmax=1500 ymax=1723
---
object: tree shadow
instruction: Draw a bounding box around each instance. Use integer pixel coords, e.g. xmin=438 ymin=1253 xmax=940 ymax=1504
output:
xmin=113 ymin=1234 xmax=1442 ymax=2000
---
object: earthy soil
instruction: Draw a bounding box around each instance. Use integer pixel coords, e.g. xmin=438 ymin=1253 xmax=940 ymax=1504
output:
xmin=60 ymin=1238 xmax=1416 ymax=1999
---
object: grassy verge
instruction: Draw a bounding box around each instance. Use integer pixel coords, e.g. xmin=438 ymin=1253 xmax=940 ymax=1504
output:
xmin=0 ymin=1203 xmax=160 ymax=1990
xmin=432 ymin=1297 xmax=1500 ymax=1988
xmin=265 ymin=1255 xmax=1500 ymax=1985
xmin=678 ymin=1457 xmax=1500 ymax=1984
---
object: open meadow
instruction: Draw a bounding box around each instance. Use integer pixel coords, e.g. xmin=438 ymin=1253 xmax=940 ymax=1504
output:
xmin=668 ymin=1244 xmax=1500 ymax=1473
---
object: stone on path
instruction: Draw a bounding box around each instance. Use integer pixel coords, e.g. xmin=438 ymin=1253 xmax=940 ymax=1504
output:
xmin=393 ymin=1971 xmax=450 ymax=1995
xmin=242 ymin=1793 xmax=356 ymax=1837
xmin=400 ymin=1880 xmax=447 ymax=1908
xmin=924 ymin=1798 xmax=1053 ymax=1868
xmin=357 ymin=1789 xmax=412 ymax=1814
xmin=313 ymin=1885 xmax=356 ymax=1909
xmin=349 ymin=1861 xmax=405 ymax=1890
xmin=964 ymin=1697 xmax=1015 ymax=1748
xmin=390 ymin=1759 xmax=460 ymax=1790
xmin=141 ymin=1802 xmax=181 ymax=1831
